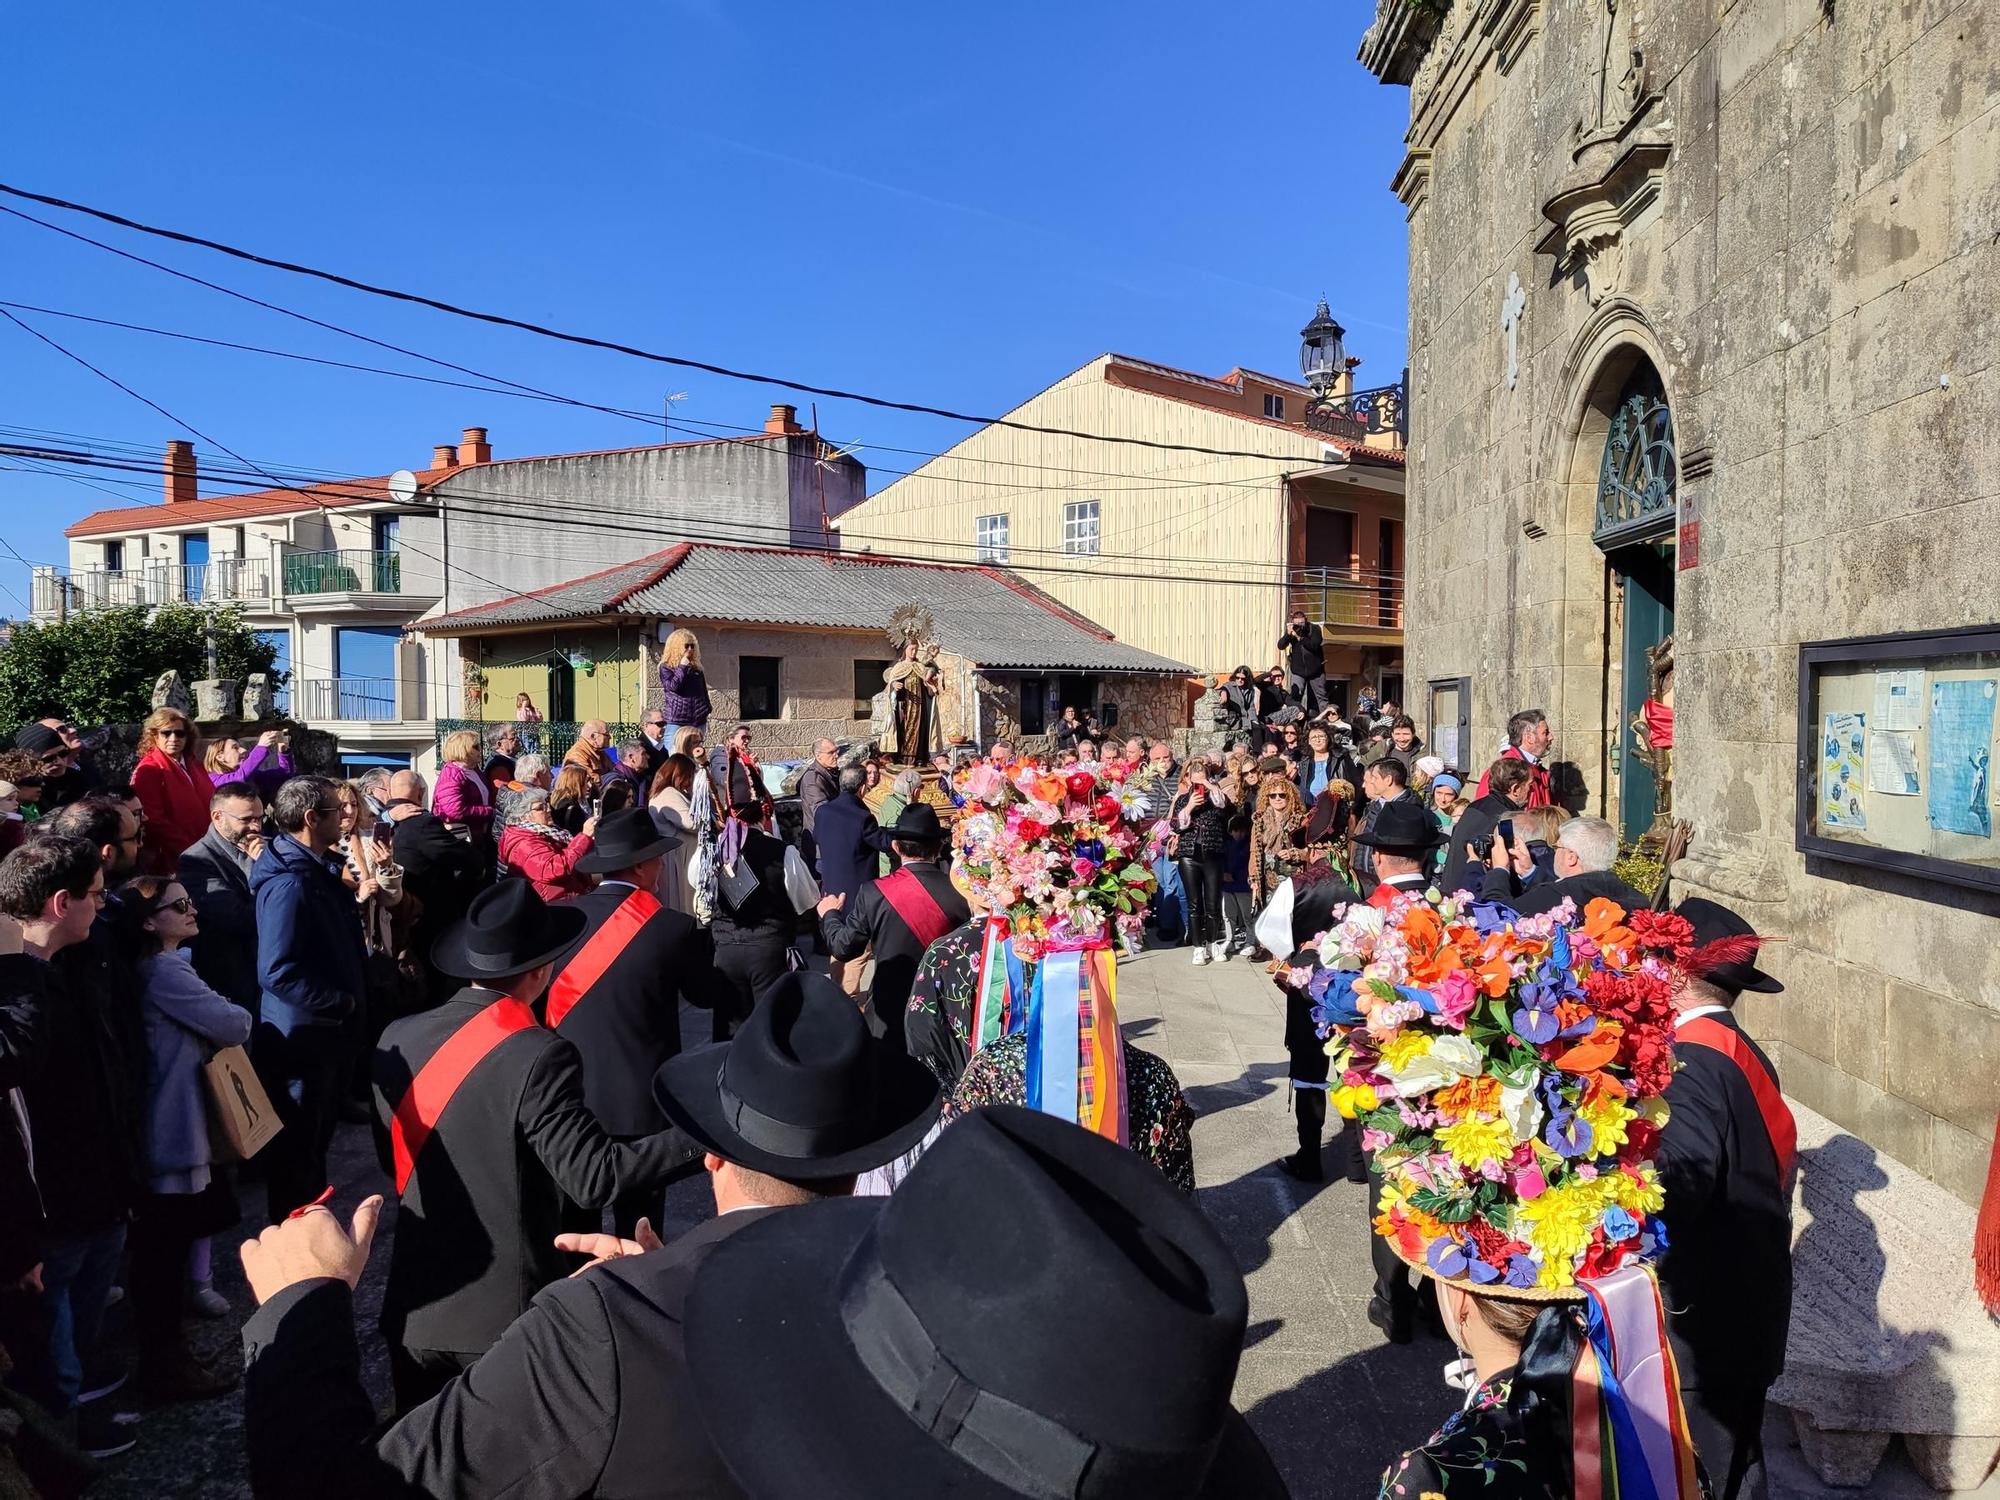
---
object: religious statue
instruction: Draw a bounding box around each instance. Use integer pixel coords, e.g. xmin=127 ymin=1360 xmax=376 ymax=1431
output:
xmin=879 ymin=605 xmax=942 ymax=767
xmin=1581 ymin=0 xmax=1645 ymax=143
xmin=1628 ymin=632 xmax=1675 ymax=835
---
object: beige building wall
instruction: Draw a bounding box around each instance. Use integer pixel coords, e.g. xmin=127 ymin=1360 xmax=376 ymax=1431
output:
xmin=1367 ymin=0 xmax=2000 ymax=1200
xmin=835 ymin=357 xmax=1339 ymax=674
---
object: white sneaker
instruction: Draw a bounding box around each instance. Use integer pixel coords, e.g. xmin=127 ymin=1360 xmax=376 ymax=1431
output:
xmin=1191 ymin=945 xmax=1209 ymax=966
xmin=1211 ymin=942 xmax=1230 ymax=963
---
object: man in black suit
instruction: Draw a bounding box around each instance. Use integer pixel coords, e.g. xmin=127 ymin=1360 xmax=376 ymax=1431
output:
xmin=547 ymin=810 xmax=724 ymax=1235
xmin=1658 ymin=897 xmax=1794 ymax=1500
xmin=384 ymin=769 xmax=491 ymax=1004
xmin=1472 ymin=812 xmax=1653 ymax=915
xmin=178 ymin=784 xmax=267 ymax=1023
xmin=1277 ymin=608 xmax=1328 ymax=716
xmin=810 ymin=765 xmax=896 ymax=904
xmin=241 ymin=971 xmax=939 ymax=1499
xmin=1436 ymin=754 xmax=1535 ymax=897
xmin=369 ymin=881 xmax=699 ymax=1411
xmin=817 ymin=803 xmax=968 ymax=1053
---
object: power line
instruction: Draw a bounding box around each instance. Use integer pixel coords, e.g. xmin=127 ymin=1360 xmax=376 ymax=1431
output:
xmin=0 ymin=180 xmax=1365 ymax=466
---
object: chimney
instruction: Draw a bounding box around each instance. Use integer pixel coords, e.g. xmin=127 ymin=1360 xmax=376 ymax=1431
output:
xmin=163 ymin=440 xmax=197 ymax=505
xmin=764 ymin=404 xmax=803 ymax=436
xmin=457 ymin=426 xmax=492 ymax=465
xmin=432 ymin=444 xmax=458 ymax=470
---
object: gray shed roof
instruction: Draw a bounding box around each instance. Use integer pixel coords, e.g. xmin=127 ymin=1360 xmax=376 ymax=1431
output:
xmin=414 ymin=543 xmax=1192 ymax=676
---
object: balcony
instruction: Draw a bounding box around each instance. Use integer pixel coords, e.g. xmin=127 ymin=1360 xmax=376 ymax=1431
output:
xmin=28 ymin=558 xmax=272 ymax=620
xmin=283 ymin=549 xmax=402 ymax=596
xmin=1288 ymin=567 xmax=1403 ymax=634
xmin=292 ymin=675 xmax=404 ymax=723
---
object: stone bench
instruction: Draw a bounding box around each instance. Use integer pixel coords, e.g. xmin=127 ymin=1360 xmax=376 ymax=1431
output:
xmin=1773 ymin=1104 xmax=2000 ymax=1491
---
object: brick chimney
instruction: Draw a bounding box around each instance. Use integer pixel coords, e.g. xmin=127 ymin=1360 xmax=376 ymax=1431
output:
xmin=163 ymin=440 xmax=197 ymax=504
xmin=764 ymin=404 xmax=804 ymax=435
xmin=457 ymin=426 xmax=492 ymax=465
xmin=431 ymin=444 xmax=458 ymax=470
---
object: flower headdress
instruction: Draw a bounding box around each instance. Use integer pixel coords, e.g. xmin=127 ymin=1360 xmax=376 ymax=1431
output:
xmin=1288 ymin=890 xmax=1696 ymax=1298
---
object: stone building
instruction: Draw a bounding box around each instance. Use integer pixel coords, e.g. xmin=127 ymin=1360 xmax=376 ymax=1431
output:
xmin=1359 ymin=0 xmax=1999 ymax=1206
xmin=411 ymin=541 xmax=1190 ymax=760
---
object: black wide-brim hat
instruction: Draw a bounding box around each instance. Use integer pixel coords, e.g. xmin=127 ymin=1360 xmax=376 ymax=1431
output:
xmin=1675 ymin=896 xmax=1784 ymax=994
xmin=1350 ymin=799 xmax=1446 ymax=855
xmin=684 ymin=1106 xmax=1287 ymax=1500
xmin=652 ymin=970 xmax=939 ymax=1180
xmin=432 ymin=877 xmax=588 ymax=980
xmin=574 ymin=806 xmax=683 ymax=873
xmin=886 ymin=801 xmax=945 ymax=842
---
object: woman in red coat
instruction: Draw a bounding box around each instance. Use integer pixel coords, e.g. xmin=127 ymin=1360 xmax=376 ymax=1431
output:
xmin=131 ymin=707 xmax=216 ymax=874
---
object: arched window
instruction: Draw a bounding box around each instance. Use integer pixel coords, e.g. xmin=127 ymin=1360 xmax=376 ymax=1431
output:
xmin=1593 ymin=365 xmax=1677 ymax=548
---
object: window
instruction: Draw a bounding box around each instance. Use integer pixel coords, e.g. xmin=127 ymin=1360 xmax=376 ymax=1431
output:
xmin=740 ymin=656 xmax=782 ymax=720
xmin=181 ymin=533 xmax=209 ymax=602
xmin=1263 ymin=393 xmax=1287 ymax=421
xmin=974 ymin=513 xmax=1010 ymax=563
xmin=1060 ymin=500 xmax=1100 ymax=556
xmin=330 ymin=626 xmax=401 ymax=720
xmin=853 ymin=659 xmax=892 ymax=720
xmin=102 ymin=541 xmax=124 ymax=573
xmin=373 ymin=515 xmax=401 ymax=552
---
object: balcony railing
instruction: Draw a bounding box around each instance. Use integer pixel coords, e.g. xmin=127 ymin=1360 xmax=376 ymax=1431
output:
xmin=1288 ymin=567 xmax=1404 ymax=631
xmin=283 ymin=548 xmax=402 ymax=596
xmin=293 ymin=675 xmax=401 ymax=722
xmin=28 ymin=558 xmax=273 ymax=619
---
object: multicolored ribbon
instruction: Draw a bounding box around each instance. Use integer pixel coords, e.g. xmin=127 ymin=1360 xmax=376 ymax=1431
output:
xmin=1024 ymin=947 xmax=1127 ymax=1145
xmin=969 ymin=916 xmax=1027 ymax=1051
xmin=1570 ymin=1264 xmax=1701 ymax=1500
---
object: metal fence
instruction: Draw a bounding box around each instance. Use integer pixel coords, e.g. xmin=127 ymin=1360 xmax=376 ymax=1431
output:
xmin=435 ymin=718 xmax=645 ymax=759
xmin=294 ymin=676 xmax=399 ymax=722
xmin=1287 ymin=567 xmax=1404 ymax=630
xmin=282 ymin=548 xmax=403 ymax=595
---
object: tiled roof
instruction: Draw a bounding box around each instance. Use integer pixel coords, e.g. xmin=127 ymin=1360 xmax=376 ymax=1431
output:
xmin=413 ymin=543 xmax=1192 ymax=676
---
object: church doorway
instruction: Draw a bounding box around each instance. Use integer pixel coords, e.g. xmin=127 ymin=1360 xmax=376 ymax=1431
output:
xmin=1591 ymin=361 xmax=1678 ymax=843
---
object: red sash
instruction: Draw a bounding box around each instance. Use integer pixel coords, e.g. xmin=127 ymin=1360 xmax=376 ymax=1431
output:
xmin=390 ymin=997 xmax=538 ymax=1194
xmin=1678 ymin=1017 xmax=1798 ymax=1186
xmin=544 ymin=887 xmax=659 ymax=1028
xmin=876 ymin=868 xmax=955 ymax=948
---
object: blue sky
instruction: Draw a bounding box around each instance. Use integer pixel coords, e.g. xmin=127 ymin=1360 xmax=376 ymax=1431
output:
xmin=0 ymin=2 xmax=1412 ymax=613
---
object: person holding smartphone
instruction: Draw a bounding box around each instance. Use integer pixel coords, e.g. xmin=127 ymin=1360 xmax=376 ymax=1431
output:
xmin=1436 ymin=755 xmax=1537 ymax=897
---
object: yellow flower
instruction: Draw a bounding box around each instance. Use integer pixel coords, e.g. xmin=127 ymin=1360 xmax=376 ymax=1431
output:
xmin=1332 ymin=1083 xmax=1380 ymax=1119
xmin=1517 ymin=1179 xmax=1602 ymax=1264
xmin=1603 ymin=1164 xmax=1665 ymax=1216
xmin=1378 ymin=1030 xmax=1434 ymax=1073
xmin=1437 ymin=1115 xmax=1515 ymax=1170
xmin=1577 ymin=1093 xmax=1635 ymax=1153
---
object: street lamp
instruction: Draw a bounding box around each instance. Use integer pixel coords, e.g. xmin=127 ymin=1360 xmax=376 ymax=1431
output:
xmin=1299 ymin=298 xmax=1346 ymax=396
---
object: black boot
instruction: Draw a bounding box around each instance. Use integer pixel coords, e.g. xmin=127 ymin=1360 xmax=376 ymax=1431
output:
xmin=1279 ymin=1087 xmax=1326 ymax=1181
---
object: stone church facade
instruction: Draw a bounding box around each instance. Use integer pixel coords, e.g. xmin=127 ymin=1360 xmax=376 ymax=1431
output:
xmin=1361 ymin=0 xmax=1999 ymax=1201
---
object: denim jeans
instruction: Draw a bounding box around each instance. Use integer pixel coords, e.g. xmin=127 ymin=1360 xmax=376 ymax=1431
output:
xmin=32 ymin=1223 xmax=128 ymax=1414
xmin=1149 ymin=856 xmax=1186 ymax=945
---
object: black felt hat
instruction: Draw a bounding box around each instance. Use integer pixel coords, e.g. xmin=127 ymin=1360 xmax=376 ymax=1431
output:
xmin=574 ymin=806 xmax=682 ymax=873
xmin=1350 ymin=799 xmax=1446 ymax=855
xmin=431 ymin=878 xmax=588 ymax=980
xmin=1675 ymin=897 xmax=1784 ymax=995
xmin=683 ymin=1105 xmax=1287 ymax=1500
xmin=651 ymin=970 xmax=940 ymax=1180
xmin=885 ymin=801 xmax=945 ymax=843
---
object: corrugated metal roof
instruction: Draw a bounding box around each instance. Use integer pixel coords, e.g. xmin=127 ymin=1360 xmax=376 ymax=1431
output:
xmin=415 ymin=543 xmax=1191 ymax=676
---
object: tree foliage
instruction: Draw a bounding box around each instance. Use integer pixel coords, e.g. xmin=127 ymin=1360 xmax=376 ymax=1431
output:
xmin=0 ymin=605 xmax=283 ymax=737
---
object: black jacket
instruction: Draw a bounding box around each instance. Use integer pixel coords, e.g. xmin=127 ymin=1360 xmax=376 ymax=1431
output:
xmin=1169 ymin=789 xmax=1232 ymax=861
xmin=391 ymin=810 xmax=491 ymax=986
xmin=1479 ymin=867 xmax=1653 ymax=917
xmin=1657 ymin=1010 xmax=1793 ymax=1401
xmin=0 ymin=954 xmax=50 ymax=1282
xmin=180 ymin=828 xmax=262 ymax=1019
xmin=1278 ymin=621 xmax=1325 ymax=680
xmin=1437 ymin=791 xmax=1521 ymax=898
xmin=242 ymin=1208 xmax=773 ymax=1500
xmin=821 ymin=861 xmax=970 ymax=1049
xmin=809 ymin=793 xmax=896 ymax=903
xmin=795 ymin=762 xmax=838 ymax=837
xmin=1351 ymin=788 xmax=1424 ymax=892
xmin=371 ymin=990 xmax=699 ymax=1356
xmin=711 ymin=828 xmax=795 ymax=942
xmin=29 ymin=916 xmax=147 ymax=1234
xmin=546 ymin=882 xmax=723 ymax=1137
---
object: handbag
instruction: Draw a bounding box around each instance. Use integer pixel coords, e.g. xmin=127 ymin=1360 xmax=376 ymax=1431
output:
xmin=202 ymin=1045 xmax=283 ymax=1162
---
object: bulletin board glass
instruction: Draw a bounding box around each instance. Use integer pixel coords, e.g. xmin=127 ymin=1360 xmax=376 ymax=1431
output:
xmin=1796 ymin=626 xmax=2000 ymax=892
xmin=1428 ymin=676 xmax=1471 ymax=775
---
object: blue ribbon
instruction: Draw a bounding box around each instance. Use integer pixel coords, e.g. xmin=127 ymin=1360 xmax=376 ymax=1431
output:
xmin=1003 ymin=940 xmax=1029 ymax=1035
xmin=1584 ymin=1286 xmax=1664 ymax=1500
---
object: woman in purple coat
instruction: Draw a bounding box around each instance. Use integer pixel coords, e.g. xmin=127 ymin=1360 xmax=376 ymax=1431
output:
xmin=658 ymin=628 xmax=712 ymax=746
xmin=205 ymin=729 xmax=295 ymax=802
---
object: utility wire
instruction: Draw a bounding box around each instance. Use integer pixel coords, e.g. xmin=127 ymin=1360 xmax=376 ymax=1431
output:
xmin=0 ymin=181 xmax=1378 ymax=466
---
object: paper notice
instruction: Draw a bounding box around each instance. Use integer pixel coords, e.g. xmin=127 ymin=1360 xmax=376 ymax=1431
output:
xmin=1872 ymin=669 xmax=1923 ymax=732
xmin=1867 ymin=730 xmax=1920 ymax=795
xmin=1822 ymin=711 xmax=1867 ymax=830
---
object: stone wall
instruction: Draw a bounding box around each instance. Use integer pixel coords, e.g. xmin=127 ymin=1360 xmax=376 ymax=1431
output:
xmin=1366 ymin=0 xmax=2000 ymax=1200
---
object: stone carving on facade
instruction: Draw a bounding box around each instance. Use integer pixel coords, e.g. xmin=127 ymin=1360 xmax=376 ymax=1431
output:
xmin=1501 ymin=272 xmax=1527 ymax=388
xmin=191 ymin=678 xmax=239 ymax=723
xmin=151 ymin=670 xmax=191 ymax=714
xmin=241 ymin=673 xmax=275 ymax=721
xmin=1580 ymin=0 xmax=1645 ymax=147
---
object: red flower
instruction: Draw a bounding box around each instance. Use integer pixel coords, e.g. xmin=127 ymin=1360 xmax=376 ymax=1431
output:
xmin=1065 ymin=770 xmax=1097 ymax=801
xmin=1015 ymin=819 xmax=1049 ymax=842
xmin=1628 ymin=909 xmax=1695 ymax=960
xmin=1093 ymin=794 xmax=1123 ymax=825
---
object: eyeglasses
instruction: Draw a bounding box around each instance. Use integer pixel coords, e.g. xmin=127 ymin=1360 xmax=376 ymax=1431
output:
xmin=85 ymin=886 xmax=108 ymax=906
xmin=313 ymin=804 xmax=343 ymax=817
xmin=156 ymin=728 xmax=187 ymax=740
xmin=154 ymin=896 xmax=194 ymax=915
xmin=644 ymin=719 xmax=666 ymax=729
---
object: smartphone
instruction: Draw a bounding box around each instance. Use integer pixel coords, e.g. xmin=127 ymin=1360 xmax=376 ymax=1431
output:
xmin=374 ymin=817 xmax=396 ymax=845
xmin=1496 ymin=818 xmax=1516 ymax=846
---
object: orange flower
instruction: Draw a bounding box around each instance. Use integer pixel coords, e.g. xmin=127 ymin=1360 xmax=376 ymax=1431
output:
xmin=1476 ymin=956 xmax=1514 ymax=997
xmin=1032 ymin=774 xmax=1067 ymax=805
xmin=1553 ymin=1019 xmax=1624 ymax=1074
xmin=1584 ymin=898 xmax=1637 ymax=964
xmin=1582 ymin=1071 xmax=1629 ymax=1106
xmin=1435 ymin=1075 xmax=1501 ymax=1118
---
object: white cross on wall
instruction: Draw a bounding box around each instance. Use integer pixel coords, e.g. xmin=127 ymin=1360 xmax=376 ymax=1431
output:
xmin=1501 ymin=272 xmax=1526 ymax=390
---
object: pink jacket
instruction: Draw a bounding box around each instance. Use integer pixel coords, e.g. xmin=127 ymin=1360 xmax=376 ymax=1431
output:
xmin=499 ymin=825 xmax=595 ymax=903
xmin=433 ymin=761 xmax=494 ymax=833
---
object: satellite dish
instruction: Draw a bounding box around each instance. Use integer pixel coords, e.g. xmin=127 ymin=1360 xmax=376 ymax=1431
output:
xmin=387 ymin=469 xmax=419 ymax=505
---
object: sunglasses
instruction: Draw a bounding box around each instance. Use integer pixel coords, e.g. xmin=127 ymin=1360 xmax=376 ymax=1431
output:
xmin=157 ymin=728 xmax=187 ymax=739
xmin=153 ymin=896 xmax=195 ymax=915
